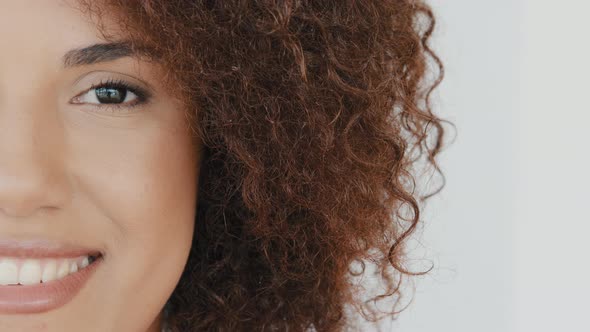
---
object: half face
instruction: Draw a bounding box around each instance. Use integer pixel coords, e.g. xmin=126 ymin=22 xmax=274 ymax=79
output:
xmin=0 ymin=1 xmax=200 ymax=331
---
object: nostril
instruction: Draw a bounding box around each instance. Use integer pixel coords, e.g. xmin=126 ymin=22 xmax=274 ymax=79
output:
xmin=0 ymin=172 xmax=72 ymax=219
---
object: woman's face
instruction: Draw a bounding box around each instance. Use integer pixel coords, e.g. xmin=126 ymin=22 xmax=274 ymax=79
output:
xmin=0 ymin=1 xmax=200 ymax=331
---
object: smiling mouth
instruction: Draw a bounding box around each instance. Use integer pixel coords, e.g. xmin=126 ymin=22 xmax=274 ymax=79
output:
xmin=0 ymin=239 xmax=104 ymax=314
xmin=0 ymin=253 xmax=101 ymax=286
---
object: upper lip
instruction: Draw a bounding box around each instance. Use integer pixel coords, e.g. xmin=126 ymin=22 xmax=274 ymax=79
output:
xmin=0 ymin=238 xmax=101 ymax=258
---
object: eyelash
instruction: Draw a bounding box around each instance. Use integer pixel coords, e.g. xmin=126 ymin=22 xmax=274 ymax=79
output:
xmin=76 ymin=78 xmax=152 ymax=114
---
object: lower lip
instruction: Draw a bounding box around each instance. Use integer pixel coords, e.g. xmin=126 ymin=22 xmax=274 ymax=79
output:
xmin=0 ymin=256 xmax=102 ymax=314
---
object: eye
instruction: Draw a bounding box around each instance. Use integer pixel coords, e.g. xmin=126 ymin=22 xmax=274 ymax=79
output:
xmin=71 ymin=78 xmax=150 ymax=112
xmin=89 ymin=85 xmax=136 ymax=104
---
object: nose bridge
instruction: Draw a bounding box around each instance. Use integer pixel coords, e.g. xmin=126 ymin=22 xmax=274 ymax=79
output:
xmin=0 ymin=85 xmax=72 ymax=218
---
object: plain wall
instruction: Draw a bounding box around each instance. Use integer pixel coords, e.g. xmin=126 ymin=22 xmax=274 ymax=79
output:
xmin=389 ymin=1 xmax=590 ymax=331
xmin=515 ymin=1 xmax=590 ymax=331
xmin=392 ymin=0 xmax=520 ymax=331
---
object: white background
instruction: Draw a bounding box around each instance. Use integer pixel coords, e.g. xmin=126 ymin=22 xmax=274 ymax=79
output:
xmin=386 ymin=1 xmax=590 ymax=331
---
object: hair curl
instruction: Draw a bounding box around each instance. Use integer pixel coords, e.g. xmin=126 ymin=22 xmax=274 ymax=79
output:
xmin=75 ymin=0 xmax=451 ymax=331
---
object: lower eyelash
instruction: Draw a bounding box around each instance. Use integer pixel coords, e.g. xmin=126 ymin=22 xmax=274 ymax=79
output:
xmin=95 ymin=100 xmax=143 ymax=114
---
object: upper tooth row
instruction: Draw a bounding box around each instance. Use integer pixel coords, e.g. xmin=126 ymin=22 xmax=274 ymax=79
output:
xmin=0 ymin=256 xmax=90 ymax=285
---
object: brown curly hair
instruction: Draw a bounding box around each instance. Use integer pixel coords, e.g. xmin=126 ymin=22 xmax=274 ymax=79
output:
xmin=74 ymin=0 xmax=450 ymax=331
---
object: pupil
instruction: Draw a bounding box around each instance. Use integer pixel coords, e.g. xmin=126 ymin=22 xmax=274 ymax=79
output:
xmin=95 ymin=87 xmax=126 ymax=104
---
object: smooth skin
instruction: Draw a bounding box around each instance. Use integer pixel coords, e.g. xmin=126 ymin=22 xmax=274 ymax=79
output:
xmin=0 ymin=1 xmax=201 ymax=331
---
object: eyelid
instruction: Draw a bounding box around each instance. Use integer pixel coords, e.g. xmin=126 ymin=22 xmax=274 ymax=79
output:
xmin=74 ymin=78 xmax=150 ymax=102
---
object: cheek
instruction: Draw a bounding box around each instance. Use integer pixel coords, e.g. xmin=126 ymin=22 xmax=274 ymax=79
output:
xmin=67 ymin=116 xmax=198 ymax=327
xmin=73 ymin=122 xmax=198 ymax=253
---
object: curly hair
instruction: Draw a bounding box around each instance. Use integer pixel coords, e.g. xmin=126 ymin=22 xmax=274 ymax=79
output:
xmin=74 ymin=0 xmax=450 ymax=331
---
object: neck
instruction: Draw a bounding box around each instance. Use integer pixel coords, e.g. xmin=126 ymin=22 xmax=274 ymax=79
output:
xmin=145 ymin=310 xmax=165 ymax=332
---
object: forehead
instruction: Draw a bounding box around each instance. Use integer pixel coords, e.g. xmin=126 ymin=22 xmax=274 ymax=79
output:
xmin=0 ymin=1 xmax=118 ymax=68
xmin=0 ymin=1 xmax=174 ymax=99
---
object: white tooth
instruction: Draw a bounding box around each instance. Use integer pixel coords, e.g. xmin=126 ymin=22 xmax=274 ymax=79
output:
xmin=79 ymin=256 xmax=89 ymax=269
xmin=42 ymin=260 xmax=57 ymax=283
xmin=0 ymin=259 xmax=18 ymax=285
xmin=69 ymin=260 xmax=78 ymax=273
xmin=56 ymin=260 xmax=70 ymax=279
xmin=19 ymin=259 xmax=42 ymax=285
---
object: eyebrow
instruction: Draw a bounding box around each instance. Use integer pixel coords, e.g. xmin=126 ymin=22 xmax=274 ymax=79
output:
xmin=62 ymin=41 xmax=158 ymax=68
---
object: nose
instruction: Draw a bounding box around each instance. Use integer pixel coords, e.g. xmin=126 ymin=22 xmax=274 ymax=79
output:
xmin=0 ymin=102 xmax=72 ymax=219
